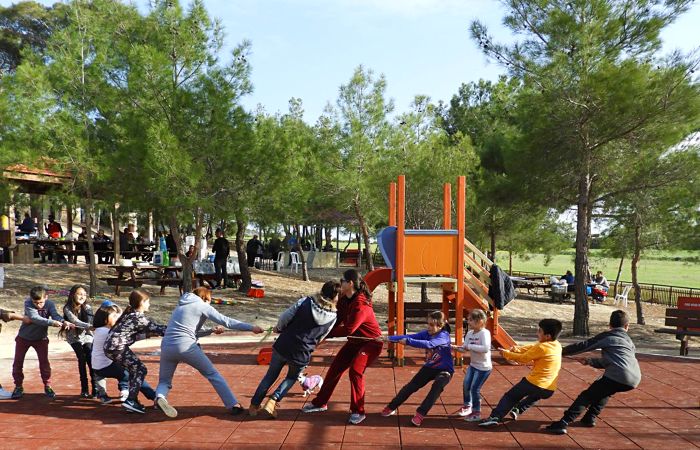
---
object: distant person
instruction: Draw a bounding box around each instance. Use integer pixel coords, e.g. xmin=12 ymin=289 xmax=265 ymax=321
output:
xmin=165 ymin=231 xmax=177 ymax=253
xmin=185 ymin=245 xmax=196 ymax=259
xmin=212 ymin=229 xmax=230 ymax=289
xmin=268 ymin=236 xmax=281 ymax=259
xmin=246 ymin=235 xmax=263 ymax=268
xmin=119 ymin=227 xmax=133 ymax=256
xmin=18 ymin=213 xmax=35 ymax=235
xmin=93 ymin=229 xmax=112 ymax=264
xmin=45 ymin=215 xmax=63 ymax=238
xmin=562 ymin=270 xmax=575 ymax=293
xmin=593 ymin=271 xmax=609 ymax=290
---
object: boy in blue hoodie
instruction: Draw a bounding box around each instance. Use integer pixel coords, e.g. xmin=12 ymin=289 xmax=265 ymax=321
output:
xmin=250 ymin=280 xmax=340 ymax=419
xmin=380 ymin=310 xmax=453 ymax=427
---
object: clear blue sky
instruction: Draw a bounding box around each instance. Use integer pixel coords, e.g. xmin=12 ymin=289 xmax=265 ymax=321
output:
xmin=4 ymin=0 xmax=700 ymax=122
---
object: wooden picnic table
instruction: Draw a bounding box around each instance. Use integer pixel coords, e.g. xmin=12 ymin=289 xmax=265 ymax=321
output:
xmin=102 ymin=264 xmax=183 ymax=296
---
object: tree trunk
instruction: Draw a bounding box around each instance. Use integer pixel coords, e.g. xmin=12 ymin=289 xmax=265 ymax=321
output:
xmin=235 ymin=216 xmax=251 ymax=293
xmin=573 ymin=171 xmax=592 ymax=336
xmin=420 ymin=283 xmax=429 ymax=303
xmin=353 ymin=199 xmax=374 ymax=272
xmin=508 ymin=250 xmax=513 ymax=275
xmin=112 ymin=205 xmax=120 ymax=265
xmin=295 ymin=224 xmax=310 ymax=281
xmin=632 ymin=215 xmax=645 ymax=325
xmin=314 ymin=225 xmax=323 ymax=250
xmin=325 ymin=227 xmax=333 ymax=250
xmin=84 ymin=197 xmax=97 ymax=297
xmin=356 ymin=232 xmax=362 ymax=268
xmin=490 ymin=228 xmax=497 ymax=264
xmin=614 ymin=256 xmax=624 ymax=297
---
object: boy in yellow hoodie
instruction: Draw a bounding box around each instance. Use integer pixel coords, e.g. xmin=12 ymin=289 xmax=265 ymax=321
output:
xmin=479 ymin=318 xmax=562 ymax=427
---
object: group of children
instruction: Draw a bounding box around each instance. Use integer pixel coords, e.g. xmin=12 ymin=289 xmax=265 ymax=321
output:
xmin=1 ymin=274 xmax=642 ymax=435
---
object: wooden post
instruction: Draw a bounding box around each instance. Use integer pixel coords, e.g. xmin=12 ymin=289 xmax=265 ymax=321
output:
xmin=396 ymin=175 xmax=406 ymax=365
xmin=455 ymin=176 xmax=465 ymax=366
xmin=443 ymin=183 xmax=451 ymax=229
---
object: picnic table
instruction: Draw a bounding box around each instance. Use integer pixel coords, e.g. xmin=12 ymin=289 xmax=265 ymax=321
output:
xmin=510 ymin=276 xmax=551 ymax=297
xmin=101 ymin=264 xmax=183 ymax=296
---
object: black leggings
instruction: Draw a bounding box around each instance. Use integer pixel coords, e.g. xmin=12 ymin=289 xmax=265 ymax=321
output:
xmin=388 ymin=366 xmax=452 ymax=416
xmin=561 ymin=376 xmax=634 ymax=424
xmin=70 ymin=342 xmax=95 ymax=392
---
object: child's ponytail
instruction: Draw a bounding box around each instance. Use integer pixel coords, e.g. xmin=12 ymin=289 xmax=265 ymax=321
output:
xmin=111 ymin=289 xmax=149 ymax=329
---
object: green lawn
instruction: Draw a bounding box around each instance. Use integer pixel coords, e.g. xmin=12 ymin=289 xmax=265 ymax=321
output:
xmin=496 ymin=250 xmax=700 ymax=288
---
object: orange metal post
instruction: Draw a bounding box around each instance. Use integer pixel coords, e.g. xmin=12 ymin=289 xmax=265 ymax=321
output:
xmin=443 ymin=183 xmax=451 ymax=229
xmin=455 ymin=176 xmax=466 ymax=365
xmin=396 ymin=175 xmax=406 ymax=365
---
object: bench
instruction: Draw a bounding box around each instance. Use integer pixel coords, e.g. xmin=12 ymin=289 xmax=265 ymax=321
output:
xmin=156 ymin=277 xmax=184 ymax=295
xmin=654 ymin=308 xmax=700 ymax=356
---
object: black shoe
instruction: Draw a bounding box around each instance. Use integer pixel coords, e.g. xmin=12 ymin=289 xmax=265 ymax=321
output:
xmin=545 ymin=420 xmax=568 ymax=435
xmin=11 ymin=386 xmax=24 ymax=399
xmin=91 ymin=387 xmax=98 ymax=398
xmin=44 ymin=386 xmax=56 ymax=399
xmin=123 ymin=398 xmax=146 ymax=414
xmin=80 ymin=390 xmax=90 ymax=398
xmin=580 ymin=415 xmax=596 ymax=427
xmin=508 ymin=407 xmax=520 ymax=421
xmin=231 ymin=404 xmax=245 ymax=416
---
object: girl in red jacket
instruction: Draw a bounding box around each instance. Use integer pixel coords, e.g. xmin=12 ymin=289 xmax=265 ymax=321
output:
xmin=302 ymin=269 xmax=383 ymax=425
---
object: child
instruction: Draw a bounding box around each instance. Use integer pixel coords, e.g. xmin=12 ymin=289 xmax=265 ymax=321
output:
xmin=250 ymin=280 xmax=340 ymax=419
xmin=546 ymin=310 xmax=641 ymax=434
xmin=1 ymin=308 xmax=28 ymax=399
xmin=104 ymin=289 xmax=166 ymax=413
xmin=479 ymin=318 xmax=562 ymax=427
xmin=60 ymin=284 xmax=97 ymax=398
xmin=452 ymin=309 xmax=492 ymax=422
xmin=380 ymin=311 xmax=453 ymax=427
xmin=11 ymin=286 xmax=75 ymax=399
xmin=91 ymin=301 xmax=156 ymax=404
xmin=155 ymin=287 xmax=264 ymax=418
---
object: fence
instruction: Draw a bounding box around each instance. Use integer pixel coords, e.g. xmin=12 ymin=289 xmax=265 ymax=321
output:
xmin=511 ymin=271 xmax=698 ymax=307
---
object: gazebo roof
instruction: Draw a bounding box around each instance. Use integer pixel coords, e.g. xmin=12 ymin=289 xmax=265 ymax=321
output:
xmin=3 ymin=162 xmax=71 ymax=195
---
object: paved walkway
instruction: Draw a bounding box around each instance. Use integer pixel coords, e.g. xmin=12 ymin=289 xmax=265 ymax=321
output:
xmin=0 ymin=341 xmax=698 ymax=449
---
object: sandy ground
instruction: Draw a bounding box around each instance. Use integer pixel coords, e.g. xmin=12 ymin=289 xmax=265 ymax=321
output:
xmin=0 ymin=264 xmax=690 ymax=362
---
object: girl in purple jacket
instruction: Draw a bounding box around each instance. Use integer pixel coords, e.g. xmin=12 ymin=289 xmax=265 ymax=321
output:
xmin=379 ymin=310 xmax=453 ymax=427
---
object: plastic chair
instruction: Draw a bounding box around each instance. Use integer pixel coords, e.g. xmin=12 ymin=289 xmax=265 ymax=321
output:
xmin=613 ymin=285 xmax=632 ymax=307
xmin=290 ymin=252 xmax=302 ymax=273
xmin=275 ymin=252 xmax=285 ymax=271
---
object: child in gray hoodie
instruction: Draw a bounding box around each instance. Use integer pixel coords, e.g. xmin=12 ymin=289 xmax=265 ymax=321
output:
xmin=154 ymin=287 xmax=263 ymax=418
xmin=546 ymin=310 xmax=642 ymax=434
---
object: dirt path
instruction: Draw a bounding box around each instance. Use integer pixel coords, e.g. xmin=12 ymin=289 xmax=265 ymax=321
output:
xmin=0 ymin=264 xmax=689 ymax=359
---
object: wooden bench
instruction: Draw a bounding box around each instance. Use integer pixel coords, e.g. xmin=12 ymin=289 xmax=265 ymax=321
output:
xmin=156 ymin=277 xmax=184 ymax=295
xmin=654 ymin=308 xmax=700 ymax=356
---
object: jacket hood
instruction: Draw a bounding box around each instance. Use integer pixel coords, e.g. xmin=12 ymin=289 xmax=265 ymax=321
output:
xmin=311 ymin=294 xmax=337 ymax=325
xmin=178 ymin=292 xmax=203 ymax=306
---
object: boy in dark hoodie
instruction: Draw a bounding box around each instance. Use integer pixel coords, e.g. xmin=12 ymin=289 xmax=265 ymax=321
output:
xmin=380 ymin=310 xmax=454 ymax=427
xmin=250 ymin=280 xmax=340 ymax=419
xmin=546 ymin=310 xmax=641 ymax=435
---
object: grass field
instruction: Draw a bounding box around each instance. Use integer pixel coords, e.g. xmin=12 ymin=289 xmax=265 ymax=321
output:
xmin=496 ymin=250 xmax=700 ymax=288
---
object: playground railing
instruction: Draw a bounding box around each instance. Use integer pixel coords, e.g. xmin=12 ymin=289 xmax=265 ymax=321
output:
xmin=511 ymin=270 xmax=697 ymax=307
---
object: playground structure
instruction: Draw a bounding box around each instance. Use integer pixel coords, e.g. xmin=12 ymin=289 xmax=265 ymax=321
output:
xmin=363 ymin=175 xmax=516 ymax=365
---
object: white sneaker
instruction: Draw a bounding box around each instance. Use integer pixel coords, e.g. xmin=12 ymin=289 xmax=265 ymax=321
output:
xmin=156 ymin=395 xmax=178 ymax=418
xmin=120 ymin=390 xmax=129 ymax=402
xmin=457 ymin=405 xmax=472 ymax=417
xmin=301 ymin=403 xmax=328 ymax=413
xmin=348 ymin=413 xmax=366 ymax=425
xmin=0 ymin=387 xmax=12 ymax=399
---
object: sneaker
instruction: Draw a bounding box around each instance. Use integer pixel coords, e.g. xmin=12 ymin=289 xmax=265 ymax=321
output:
xmin=457 ymin=405 xmax=472 ymax=417
xmin=411 ymin=412 xmax=424 ymax=427
xmin=465 ymin=412 xmax=482 ymax=422
xmin=301 ymin=403 xmax=328 ymax=413
xmin=122 ymin=398 xmax=146 ymax=414
xmin=44 ymin=386 xmax=56 ymax=399
xmin=119 ymin=390 xmax=129 ymax=402
xmin=98 ymin=395 xmax=113 ymax=405
xmin=80 ymin=390 xmax=90 ymax=398
xmin=348 ymin=413 xmax=366 ymax=425
xmin=580 ymin=416 xmax=596 ymax=427
xmin=478 ymin=416 xmax=501 ymax=427
xmin=231 ymin=404 xmax=246 ymax=416
xmin=11 ymin=386 xmax=23 ymax=399
xmin=545 ymin=420 xmax=568 ymax=435
xmin=508 ymin=407 xmax=520 ymax=421
xmin=381 ymin=407 xmax=396 ymax=417
xmin=0 ymin=387 xmax=12 ymax=399
xmin=156 ymin=396 xmax=178 ymax=418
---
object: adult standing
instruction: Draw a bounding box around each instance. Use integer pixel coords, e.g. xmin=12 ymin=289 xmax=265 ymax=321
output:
xmin=246 ymin=234 xmax=263 ymax=268
xmin=154 ymin=287 xmax=264 ymax=418
xmin=18 ymin=213 xmax=35 ymax=235
xmin=212 ymin=228 xmax=230 ymax=290
xmin=302 ymin=269 xmax=383 ymax=425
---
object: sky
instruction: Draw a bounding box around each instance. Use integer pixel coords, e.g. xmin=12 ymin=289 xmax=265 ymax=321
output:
xmin=3 ymin=0 xmax=700 ymax=122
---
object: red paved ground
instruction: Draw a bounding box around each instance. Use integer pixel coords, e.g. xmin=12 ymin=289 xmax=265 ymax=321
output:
xmin=0 ymin=341 xmax=698 ymax=449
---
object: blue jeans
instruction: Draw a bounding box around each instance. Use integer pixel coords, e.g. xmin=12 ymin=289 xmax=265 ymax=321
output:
xmin=94 ymin=362 xmax=155 ymax=400
xmin=463 ymin=366 xmax=491 ymax=412
xmin=251 ymin=349 xmax=305 ymax=406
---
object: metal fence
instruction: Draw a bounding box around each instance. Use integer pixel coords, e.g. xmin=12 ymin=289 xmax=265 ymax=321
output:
xmin=511 ymin=271 xmax=698 ymax=307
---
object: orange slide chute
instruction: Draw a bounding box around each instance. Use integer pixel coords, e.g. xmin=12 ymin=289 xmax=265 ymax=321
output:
xmin=364 ymin=268 xmax=392 ymax=292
